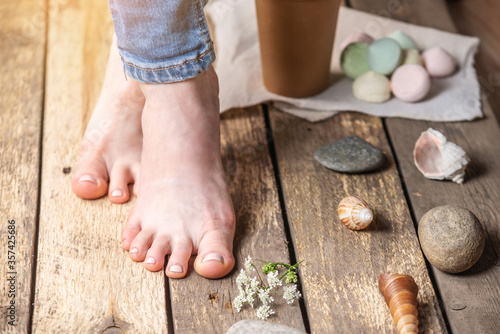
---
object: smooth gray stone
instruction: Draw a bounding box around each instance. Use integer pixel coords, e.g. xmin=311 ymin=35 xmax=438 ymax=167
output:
xmin=314 ymin=136 xmax=384 ymax=173
xmin=226 ymin=320 xmax=305 ymax=334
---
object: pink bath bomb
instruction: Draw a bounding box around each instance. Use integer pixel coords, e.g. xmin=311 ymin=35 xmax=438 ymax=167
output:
xmin=340 ymin=33 xmax=374 ymax=51
xmin=422 ymin=47 xmax=456 ymax=77
xmin=391 ymin=64 xmax=431 ymax=102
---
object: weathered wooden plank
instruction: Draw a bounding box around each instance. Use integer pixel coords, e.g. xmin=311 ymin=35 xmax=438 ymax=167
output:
xmin=270 ymin=109 xmax=446 ymax=333
xmin=32 ymin=0 xmax=169 ymax=332
xmin=447 ymin=0 xmax=500 ymax=123
xmin=169 ymin=108 xmax=306 ymax=333
xmin=0 ymin=0 xmax=45 ymax=332
xmin=350 ymin=0 xmax=500 ymax=332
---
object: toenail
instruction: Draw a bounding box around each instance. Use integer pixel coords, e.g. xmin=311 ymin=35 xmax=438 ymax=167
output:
xmin=202 ymin=253 xmax=224 ymax=263
xmin=145 ymin=257 xmax=156 ymax=264
xmin=129 ymin=248 xmax=139 ymax=254
xmin=111 ymin=190 xmax=123 ymax=197
xmin=169 ymin=265 xmax=183 ymax=273
xmin=78 ymin=175 xmax=96 ymax=184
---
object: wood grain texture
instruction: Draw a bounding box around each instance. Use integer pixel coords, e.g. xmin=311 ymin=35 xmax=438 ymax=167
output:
xmin=32 ymin=0 xmax=169 ymax=332
xmin=0 ymin=0 xmax=45 ymax=332
xmin=447 ymin=0 xmax=500 ymax=123
xmin=269 ymin=109 xmax=447 ymax=333
xmin=351 ymin=0 xmax=500 ymax=332
xmin=169 ymin=108 xmax=306 ymax=333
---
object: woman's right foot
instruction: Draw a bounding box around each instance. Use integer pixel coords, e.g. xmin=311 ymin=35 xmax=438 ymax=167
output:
xmin=72 ymin=38 xmax=145 ymax=203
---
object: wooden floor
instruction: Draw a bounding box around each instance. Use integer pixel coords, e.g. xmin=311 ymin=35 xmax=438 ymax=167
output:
xmin=1 ymin=0 xmax=499 ymax=333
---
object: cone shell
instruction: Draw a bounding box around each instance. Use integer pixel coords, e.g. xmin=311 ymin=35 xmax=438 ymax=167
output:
xmin=338 ymin=196 xmax=374 ymax=230
xmin=379 ymin=273 xmax=419 ymax=334
xmin=413 ymin=128 xmax=470 ymax=184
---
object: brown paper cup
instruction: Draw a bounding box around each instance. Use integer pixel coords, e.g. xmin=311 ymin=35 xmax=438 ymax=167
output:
xmin=256 ymin=0 xmax=341 ymax=98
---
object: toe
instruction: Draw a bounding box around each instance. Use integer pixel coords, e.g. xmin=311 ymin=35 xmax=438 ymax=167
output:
xmin=132 ymin=164 xmax=140 ymax=197
xmin=143 ymin=235 xmax=171 ymax=272
xmin=72 ymin=158 xmax=108 ymax=200
xmin=166 ymin=239 xmax=193 ymax=279
xmin=121 ymin=218 xmax=141 ymax=250
xmin=128 ymin=229 xmax=154 ymax=262
xmin=194 ymin=229 xmax=235 ymax=279
xmin=108 ymin=165 xmax=133 ymax=204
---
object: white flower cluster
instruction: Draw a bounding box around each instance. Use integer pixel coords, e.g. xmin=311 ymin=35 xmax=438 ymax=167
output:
xmin=233 ymin=256 xmax=301 ymax=321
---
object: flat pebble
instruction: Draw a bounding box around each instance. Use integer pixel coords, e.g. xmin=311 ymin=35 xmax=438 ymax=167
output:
xmin=314 ymin=136 xmax=384 ymax=173
xmin=367 ymin=38 xmax=402 ymax=75
xmin=418 ymin=205 xmax=485 ymax=273
xmin=226 ymin=320 xmax=305 ymax=334
xmin=353 ymin=71 xmax=391 ymax=103
xmin=402 ymin=49 xmax=423 ymax=66
xmin=388 ymin=30 xmax=418 ymax=50
xmin=391 ymin=64 xmax=431 ymax=102
xmin=341 ymin=42 xmax=371 ymax=79
xmin=422 ymin=47 xmax=456 ymax=77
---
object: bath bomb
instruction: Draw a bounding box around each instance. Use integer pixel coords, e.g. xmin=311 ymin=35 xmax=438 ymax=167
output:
xmin=341 ymin=42 xmax=371 ymax=79
xmin=402 ymin=49 xmax=423 ymax=66
xmin=353 ymin=71 xmax=391 ymax=103
xmin=418 ymin=205 xmax=485 ymax=273
xmin=388 ymin=30 xmax=418 ymax=50
xmin=367 ymin=38 xmax=402 ymax=75
xmin=391 ymin=64 xmax=431 ymax=102
xmin=422 ymin=47 xmax=456 ymax=77
xmin=340 ymin=32 xmax=374 ymax=51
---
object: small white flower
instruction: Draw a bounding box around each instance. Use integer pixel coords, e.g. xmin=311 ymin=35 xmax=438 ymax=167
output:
xmin=256 ymin=304 xmax=275 ymax=321
xmin=233 ymin=294 xmax=245 ymax=312
xmin=244 ymin=256 xmax=255 ymax=272
xmin=283 ymin=284 xmax=302 ymax=305
xmin=258 ymin=288 xmax=274 ymax=305
xmin=236 ymin=269 xmax=250 ymax=288
xmin=266 ymin=270 xmax=282 ymax=289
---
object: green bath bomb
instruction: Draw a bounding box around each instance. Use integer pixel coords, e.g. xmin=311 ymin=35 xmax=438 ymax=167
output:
xmin=388 ymin=30 xmax=418 ymax=50
xmin=340 ymin=42 xmax=370 ymax=79
xmin=367 ymin=38 xmax=402 ymax=75
xmin=418 ymin=205 xmax=485 ymax=273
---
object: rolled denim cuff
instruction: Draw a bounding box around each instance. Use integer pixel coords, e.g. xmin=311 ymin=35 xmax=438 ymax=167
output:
xmin=119 ymin=42 xmax=215 ymax=84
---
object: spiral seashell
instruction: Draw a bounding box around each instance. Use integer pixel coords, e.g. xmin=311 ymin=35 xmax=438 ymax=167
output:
xmin=337 ymin=196 xmax=374 ymax=230
xmin=379 ymin=273 xmax=419 ymax=334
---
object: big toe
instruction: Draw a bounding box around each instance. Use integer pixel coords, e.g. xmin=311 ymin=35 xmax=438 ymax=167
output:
xmin=72 ymin=160 xmax=108 ymax=199
xmin=194 ymin=230 xmax=235 ymax=279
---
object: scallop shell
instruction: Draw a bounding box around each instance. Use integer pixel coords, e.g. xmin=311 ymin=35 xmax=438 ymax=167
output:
xmin=338 ymin=196 xmax=374 ymax=230
xmin=413 ymin=128 xmax=470 ymax=184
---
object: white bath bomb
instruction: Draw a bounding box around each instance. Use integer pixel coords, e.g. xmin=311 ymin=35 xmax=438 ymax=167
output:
xmin=422 ymin=47 xmax=456 ymax=77
xmin=353 ymin=71 xmax=391 ymax=103
xmin=402 ymin=49 xmax=423 ymax=66
xmin=391 ymin=64 xmax=431 ymax=102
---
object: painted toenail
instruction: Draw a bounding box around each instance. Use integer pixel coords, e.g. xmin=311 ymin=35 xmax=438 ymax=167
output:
xmin=169 ymin=265 xmax=183 ymax=273
xmin=145 ymin=257 xmax=156 ymax=264
xmin=202 ymin=253 xmax=224 ymax=263
xmin=111 ymin=190 xmax=123 ymax=197
xmin=78 ymin=175 xmax=96 ymax=184
xmin=129 ymin=248 xmax=139 ymax=254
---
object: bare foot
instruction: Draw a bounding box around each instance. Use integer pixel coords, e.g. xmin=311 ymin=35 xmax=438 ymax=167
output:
xmin=121 ymin=66 xmax=236 ymax=279
xmin=72 ymin=38 xmax=145 ymax=203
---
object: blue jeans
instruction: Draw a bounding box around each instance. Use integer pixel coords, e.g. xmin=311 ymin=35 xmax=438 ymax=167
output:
xmin=108 ymin=0 xmax=214 ymax=83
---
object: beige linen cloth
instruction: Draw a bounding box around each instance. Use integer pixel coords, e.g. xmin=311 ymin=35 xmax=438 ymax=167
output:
xmin=205 ymin=2 xmax=482 ymax=122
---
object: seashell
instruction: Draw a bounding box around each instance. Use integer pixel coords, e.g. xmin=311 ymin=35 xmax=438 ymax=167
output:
xmin=391 ymin=64 xmax=431 ymax=102
xmin=367 ymin=38 xmax=402 ymax=75
xmin=353 ymin=71 xmax=391 ymax=103
xmin=341 ymin=42 xmax=371 ymax=79
xmin=379 ymin=273 xmax=419 ymax=334
xmin=422 ymin=47 xmax=456 ymax=77
xmin=413 ymin=128 xmax=470 ymax=184
xmin=388 ymin=30 xmax=418 ymax=50
xmin=338 ymin=196 xmax=374 ymax=230
xmin=340 ymin=32 xmax=374 ymax=51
